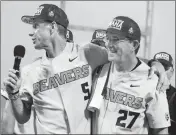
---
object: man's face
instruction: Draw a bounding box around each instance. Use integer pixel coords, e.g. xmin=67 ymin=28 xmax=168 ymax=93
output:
xmin=105 ymin=32 xmax=133 ymax=63
xmin=30 ymin=20 xmax=51 ymax=50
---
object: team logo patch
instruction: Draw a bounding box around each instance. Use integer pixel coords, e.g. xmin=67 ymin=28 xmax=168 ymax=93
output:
xmin=155 ymin=53 xmax=170 ymax=61
xmin=128 ymin=27 xmax=134 ymax=34
xmin=108 ymin=19 xmax=124 ymax=30
xmin=35 ymin=6 xmax=44 ymax=15
xmin=66 ymin=30 xmax=70 ymax=39
xmin=48 ymin=11 xmax=54 ymax=17
xmin=165 ymin=113 xmax=170 ymax=121
xmin=95 ymin=31 xmax=106 ymax=39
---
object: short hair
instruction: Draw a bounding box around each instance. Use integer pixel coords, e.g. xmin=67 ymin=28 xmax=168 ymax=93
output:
xmin=128 ymin=39 xmax=140 ymax=54
xmin=57 ymin=24 xmax=67 ymax=39
xmin=135 ymin=45 xmax=140 ymax=54
xmin=43 ymin=21 xmax=67 ymax=39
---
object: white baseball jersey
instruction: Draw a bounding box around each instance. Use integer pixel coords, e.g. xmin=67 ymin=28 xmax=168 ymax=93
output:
xmin=95 ymin=60 xmax=170 ymax=134
xmin=18 ymin=42 xmax=108 ymax=134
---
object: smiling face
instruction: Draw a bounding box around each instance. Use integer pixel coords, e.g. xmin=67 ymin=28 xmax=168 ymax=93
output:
xmin=105 ymin=32 xmax=134 ymax=63
xmin=29 ymin=19 xmax=52 ymax=50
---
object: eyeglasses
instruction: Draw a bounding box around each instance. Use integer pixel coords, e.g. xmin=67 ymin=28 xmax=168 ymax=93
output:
xmin=103 ymin=36 xmax=130 ymax=46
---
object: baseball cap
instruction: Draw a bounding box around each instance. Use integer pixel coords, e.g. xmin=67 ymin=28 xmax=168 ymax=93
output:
xmin=91 ymin=29 xmax=106 ymax=42
xmin=154 ymin=52 xmax=174 ymax=68
xmin=66 ymin=29 xmax=73 ymax=42
xmin=21 ymin=4 xmax=69 ymax=28
xmin=107 ymin=16 xmax=141 ymax=42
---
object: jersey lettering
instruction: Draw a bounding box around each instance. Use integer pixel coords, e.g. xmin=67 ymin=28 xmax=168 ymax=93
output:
xmin=104 ymin=87 xmax=143 ymax=109
xmin=33 ymin=64 xmax=89 ymax=95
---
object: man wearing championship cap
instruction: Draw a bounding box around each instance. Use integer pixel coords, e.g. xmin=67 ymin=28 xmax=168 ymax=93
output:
xmin=2 ymin=3 xmax=111 ymax=134
xmin=153 ymin=52 xmax=176 ymax=135
xmin=88 ymin=16 xmax=170 ymax=134
xmin=1 ymin=3 xmax=170 ymax=134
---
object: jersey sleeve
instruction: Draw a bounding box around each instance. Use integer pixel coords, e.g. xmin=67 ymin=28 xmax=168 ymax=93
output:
xmin=1 ymin=87 xmax=9 ymax=100
xmin=1 ymin=65 xmax=33 ymax=108
xmin=19 ymin=66 xmax=33 ymax=107
xmin=81 ymin=43 xmax=108 ymax=71
xmin=146 ymin=81 xmax=171 ymax=128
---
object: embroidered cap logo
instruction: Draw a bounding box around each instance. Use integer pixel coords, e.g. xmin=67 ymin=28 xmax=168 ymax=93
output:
xmin=48 ymin=11 xmax=54 ymax=17
xmin=96 ymin=31 xmax=106 ymax=39
xmin=35 ymin=6 xmax=44 ymax=15
xmin=155 ymin=53 xmax=170 ymax=61
xmin=66 ymin=30 xmax=70 ymax=39
xmin=108 ymin=19 xmax=124 ymax=30
xmin=128 ymin=27 xmax=134 ymax=34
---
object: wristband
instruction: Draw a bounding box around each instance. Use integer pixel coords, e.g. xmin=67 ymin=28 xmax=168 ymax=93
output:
xmin=11 ymin=90 xmax=19 ymax=95
xmin=9 ymin=92 xmax=20 ymax=100
xmin=7 ymin=89 xmax=19 ymax=95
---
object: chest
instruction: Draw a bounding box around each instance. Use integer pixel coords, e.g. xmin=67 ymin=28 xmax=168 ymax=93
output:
xmin=29 ymin=55 xmax=92 ymax=100
xmin=103 ymin=72 xmax=153 ymax=110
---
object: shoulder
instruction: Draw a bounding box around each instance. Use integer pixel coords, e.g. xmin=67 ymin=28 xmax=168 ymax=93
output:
xmin=33 ymin=57 xmax=42 ymax=62
xmin=22 ymin=57 xmax=42 ymax=69
xmin=20 ymin=57 xmax=42 ymax=76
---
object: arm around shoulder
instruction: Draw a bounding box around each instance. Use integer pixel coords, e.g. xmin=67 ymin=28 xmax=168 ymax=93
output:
xmin=82 ymin=43 xmax=108 ymax=71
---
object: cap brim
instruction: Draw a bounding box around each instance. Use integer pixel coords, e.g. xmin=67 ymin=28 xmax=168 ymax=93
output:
xmin=91 ymin=39 xmax=104 ymax=43
xmin=157 ymin=59 xmax=173 ymax=67
xmin=107 ymin=28 xmax=126 ymax=39
xmin=21 ymin=16 xmax=35 ymax=24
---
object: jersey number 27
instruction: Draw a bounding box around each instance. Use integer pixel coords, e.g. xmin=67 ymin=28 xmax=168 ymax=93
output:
xmin=116 ymin=109 xmax=140 ymax=129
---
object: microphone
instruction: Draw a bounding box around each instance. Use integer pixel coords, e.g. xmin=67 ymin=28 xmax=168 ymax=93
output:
xmin=13 ymin=45 xmax=25 ymax=76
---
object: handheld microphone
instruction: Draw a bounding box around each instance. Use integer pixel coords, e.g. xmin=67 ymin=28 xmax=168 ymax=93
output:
xmin=13 ymin=45 xmax=25 ymax=76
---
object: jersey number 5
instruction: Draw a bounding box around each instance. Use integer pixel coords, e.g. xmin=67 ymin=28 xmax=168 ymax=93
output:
xmin=116 ymin=109 xmax=140 ymax=129
xmin=81 ymin=82 xmax=90 ymax=100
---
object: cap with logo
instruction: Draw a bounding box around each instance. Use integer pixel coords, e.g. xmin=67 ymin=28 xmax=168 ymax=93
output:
xmin=107 ymin=16 xmax=141 ymax=42
xmin=21 ymin=4 xmax=69 ymax=28
xmin=66 ymin=29 xmax=73 ymax=42
xmin=91 ymin=29 xmax=106 ymax=47
xmin=91 ymin=29 xmax=106 ymax=43
xmin=154 ymin=52 xmax=174 ymax=68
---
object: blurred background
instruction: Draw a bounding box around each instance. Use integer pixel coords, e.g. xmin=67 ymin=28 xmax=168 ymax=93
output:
xmin=1 ymin=1 xmax=175 ymax=86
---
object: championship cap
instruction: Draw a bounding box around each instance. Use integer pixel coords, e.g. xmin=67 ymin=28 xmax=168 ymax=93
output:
xmin=21 ymin=4 xmax=69 ymax=28
xmin=91 ymin=29 xmax=106 ymax=43
xmin=154 ymin=52 xmax=174 ymax=68
xmin=66 ymin=29 xmax=73 ymax=42
xmin=107 ymin=16 xmax=141 ymax=42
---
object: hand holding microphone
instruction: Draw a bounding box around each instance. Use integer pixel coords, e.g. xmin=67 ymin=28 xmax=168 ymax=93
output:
xmin=3 ymin=45 xmax=25 ymax=96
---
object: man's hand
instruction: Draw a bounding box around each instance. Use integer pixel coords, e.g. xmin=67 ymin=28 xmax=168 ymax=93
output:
xmin=3 ymin=69 xmax=21 ymax=94
xmin=148 ymin=61 xmax=170 ymax=92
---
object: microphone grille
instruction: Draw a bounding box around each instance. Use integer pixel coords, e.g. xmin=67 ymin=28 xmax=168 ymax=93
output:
xmin=14 ymin=45 xmax=25 ymax=57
